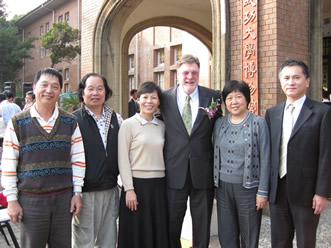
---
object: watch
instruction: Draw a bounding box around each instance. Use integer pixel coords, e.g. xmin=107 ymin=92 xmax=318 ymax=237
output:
xmin=74 ymin=192 xmax=83 ymax=198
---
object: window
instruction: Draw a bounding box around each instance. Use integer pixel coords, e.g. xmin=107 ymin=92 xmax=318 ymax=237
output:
xmin=65 ymin=68 xmax=69 ymax=81
xmin=64 ymin=84 xmax=69 ymax=93
xmin=173 ymin=45 xmax=182 ymax=64
xmin=156 ymin=49 xmax=165 ymax=66
xmin=58 ymin=15 xmax=63 ymax=22
xmin=46 ymin=22 xmax=50 ymax=32
xmin=129 ymin=75 xmax=135 ymax=91
xmin=40 ymin=25 xmax=44 ymax=36
xmin=40 ymin=47 xmax=44 ymax=58
xmin=65 ymin=12 xmax=70 ymax=22
xmin=46 ymin=49 xmax=50 ymax=57
xmin=129 ymin=55 xmax=134 ymax=70
xmin=171 ymin=70 xmax=177 ymax=87
xmin=156 ymin=72 xmax=164 ymax=89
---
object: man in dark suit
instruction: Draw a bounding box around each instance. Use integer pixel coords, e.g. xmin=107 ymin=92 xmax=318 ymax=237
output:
xmin=128 ymin=89 xmax=139 ymax=117
xmin=265 ymin=59 xmax=331 ymax=248
xmin=161 ymin=54 xmax=221 ymax=248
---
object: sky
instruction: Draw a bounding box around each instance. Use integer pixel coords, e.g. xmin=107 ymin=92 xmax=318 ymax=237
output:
xmin=4 ymin=0 xmax=46 ymax=20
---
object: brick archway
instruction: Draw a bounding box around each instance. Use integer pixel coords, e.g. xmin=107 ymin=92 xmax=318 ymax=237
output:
xmin=120 ymin=17 xmax=213 ymax=117
xmin=89 ymin=0 xmax=229 ymax=116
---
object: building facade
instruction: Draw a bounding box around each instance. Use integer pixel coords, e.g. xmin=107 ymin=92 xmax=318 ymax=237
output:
xmin=77 ymin=0 xmax=330 ymax=118
xmin=128 ymin=27 xmax=211 ymax=91
xmin=14 ymin=0 xmax=331 ymax=117
xmin=15 ymin=0 xmax=81 ymax=94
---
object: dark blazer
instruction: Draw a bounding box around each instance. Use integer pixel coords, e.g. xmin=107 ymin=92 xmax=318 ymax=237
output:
xmin=161 ymin=85 xmax=221 ymax=190
xmin=128 ymin=98 xmax=139 ymax=117
xmin=265 ymin=98 xmax=331 ymax=207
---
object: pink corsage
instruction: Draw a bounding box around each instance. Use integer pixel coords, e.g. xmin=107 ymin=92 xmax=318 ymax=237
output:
xmin=199 ymin=97 xmax=221 ymax=120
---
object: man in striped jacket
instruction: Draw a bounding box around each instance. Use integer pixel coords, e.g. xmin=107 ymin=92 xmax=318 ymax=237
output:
xmin=1 ymin=68 xmax=86 ymax=248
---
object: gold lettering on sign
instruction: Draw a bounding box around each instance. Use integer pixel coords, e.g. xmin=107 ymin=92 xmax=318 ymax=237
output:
xmin=243 ymin=27 xmax=257 ymax=40
xmin=243 ymin=11 xmax=256 ymax=24
xmin=244 ymin=43 xmax=255 ymax=59
xmin=242 ymin=0 xmax=258 ymax=115
xmin=243 ymin=0 xmax=257 ymax=7
xmin=244 ymin=62 xmax=257 ymax=78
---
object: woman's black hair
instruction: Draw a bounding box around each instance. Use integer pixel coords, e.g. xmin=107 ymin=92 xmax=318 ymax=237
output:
xmin=137 ymin=81 xmax=162 ymax=103
xmin=77 ymin=73 xmax=112 ymax=103
xmin=222 ymin=80 xmax=251 ymax=107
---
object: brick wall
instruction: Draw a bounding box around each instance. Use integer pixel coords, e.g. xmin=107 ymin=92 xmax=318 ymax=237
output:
xmin=229 ymin=0 xmax=310 ymax=116
xmin=81 ymin=0 xmax=104 ymax=76
xmin=127 ymin=27 xmax=211 ymax=91
xmin=16 ymin=0 xmax=81 ymax=94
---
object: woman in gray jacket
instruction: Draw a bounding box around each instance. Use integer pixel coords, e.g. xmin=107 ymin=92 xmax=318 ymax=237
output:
xmin=213 ymin=80 xmax=270 ymax=248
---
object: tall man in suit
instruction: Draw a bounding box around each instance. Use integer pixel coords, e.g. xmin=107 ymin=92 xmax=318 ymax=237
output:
xmin=161 ymin=54 xmax=222 ymax=248
xmin=265 ymin=59 xmax=331 ymax=248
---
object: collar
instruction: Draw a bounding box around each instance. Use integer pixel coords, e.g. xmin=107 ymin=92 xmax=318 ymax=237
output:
xmin=177 ymin=84 xmax=199 ymax=99
xmin=30 ymin=103 xmax=59 ymax=121
xmin=134 ymin=113 xmax=159 ymax=125
xmin=84 ymin=104 xmax=105 ymax=118
xmin=285 ymin=95 xmax=306 ymax=110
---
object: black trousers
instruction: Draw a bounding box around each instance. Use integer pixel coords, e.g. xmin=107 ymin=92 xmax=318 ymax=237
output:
xmin=167 ymin=167 xmax=214 ymax=248
xmin=270 ymin=176 xmax=320 ymax=248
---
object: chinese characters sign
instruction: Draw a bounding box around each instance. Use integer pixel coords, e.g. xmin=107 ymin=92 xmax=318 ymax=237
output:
xmin=242 ymin=0 xmax=258 ymax=114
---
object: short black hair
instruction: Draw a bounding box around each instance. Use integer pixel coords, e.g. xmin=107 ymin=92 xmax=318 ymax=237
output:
xmin=222 ymin=80 xmax=251 ymax=107
xmin=77 ymin=73 xmax=112 ymax=103
xmin=34 ymin=68 xmax=63 ymax=89
xmin=4 ymin=90 xmax=14 ymax=99
xmin=322 ymin=89 xmax=329 ymax=99
xmin=130 ymin=89 xmax=137 ymax=96
xmin=137 ymin=81 xmax=162 ymax=104
xmin=278 ymin=59 xmax=310 ymax=79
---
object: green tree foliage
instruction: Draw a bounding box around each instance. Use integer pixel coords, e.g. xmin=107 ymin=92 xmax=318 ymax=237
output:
xmin=41 ymin=21 xmax=80 ymax=68
xmin=61 ymin=93 xmax=80 ymax=112
xmin=0 ymin=17 xmax=37 ymax=87
xmin=0 ymin=0 xmax=6 ymax=18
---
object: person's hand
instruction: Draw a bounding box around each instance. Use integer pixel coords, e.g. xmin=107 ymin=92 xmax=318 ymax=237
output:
xmin=70 ymin=195 xmax=82 ymax=217
xmin=256 ymin=195 xmax=268 ymax=210
xmin=312 ymin=194 xmax=327 ymax=215
xmin=126 ymin=190 xmax=138 ymax=211
xmin=7 ymin=200 xmax=23 ymax=223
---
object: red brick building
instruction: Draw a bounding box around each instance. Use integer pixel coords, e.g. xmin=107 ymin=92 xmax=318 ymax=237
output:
xmin=15 ymin=0 xmax=81 ymax=94
xmin=128 ymin=27 xmax=211 ymax=91
xmin=13 ymin=0 xmax=331 ymax=118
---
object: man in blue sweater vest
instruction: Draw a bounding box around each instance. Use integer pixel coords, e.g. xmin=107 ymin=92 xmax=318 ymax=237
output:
xmin=1 ymin=68 xmax=86 ymax=248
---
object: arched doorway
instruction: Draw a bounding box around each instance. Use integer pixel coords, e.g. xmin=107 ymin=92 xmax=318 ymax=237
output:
xmin=121 ymin=18 xmax=212 ymax=117
xmin=91 ymin=0 xmax=228 ymax=115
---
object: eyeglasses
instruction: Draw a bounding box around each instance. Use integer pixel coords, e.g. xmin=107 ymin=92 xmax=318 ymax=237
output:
xmin=180 ymin=71 xmax=199 ymax=77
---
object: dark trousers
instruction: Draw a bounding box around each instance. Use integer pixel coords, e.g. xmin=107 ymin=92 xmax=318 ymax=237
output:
xmin=270 ymin=176 xmax=320 ymax=248
xmin=19 ymin=190 xmax=72 ymax=248
xmin=216 ymin=181 xmax=262 ymax=248
xmin=167 ymin=168 xmax=214 ymax=248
